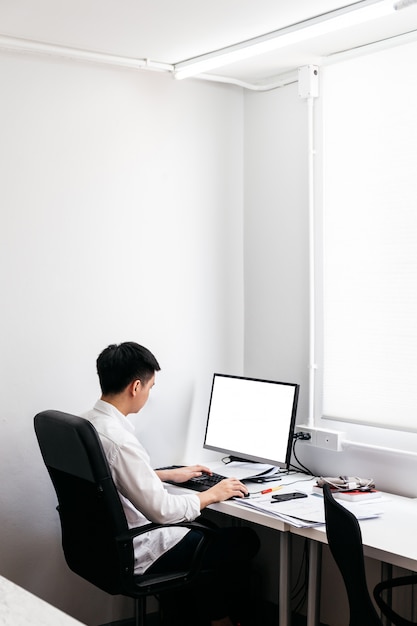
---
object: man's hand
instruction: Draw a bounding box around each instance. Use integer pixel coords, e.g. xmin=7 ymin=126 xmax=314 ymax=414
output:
xmin=198 ymin=477 xmax=249 ymax=509
xmin=156 ymin=464 xmax=212 ymax=484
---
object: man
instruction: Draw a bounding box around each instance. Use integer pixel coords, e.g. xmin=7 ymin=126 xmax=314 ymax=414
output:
xmin=83 ymin=342 xmax=259 ymax=626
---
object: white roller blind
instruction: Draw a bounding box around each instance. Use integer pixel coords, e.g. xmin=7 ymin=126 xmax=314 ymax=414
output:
xmin=320 ymin=41 xmax=417 ymax=430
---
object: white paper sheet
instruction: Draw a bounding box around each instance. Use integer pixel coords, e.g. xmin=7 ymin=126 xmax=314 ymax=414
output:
xmin=233 ymin=492 xmax=384 ymax=527
xmin=210 ymin=461 xmax=281 ymax=481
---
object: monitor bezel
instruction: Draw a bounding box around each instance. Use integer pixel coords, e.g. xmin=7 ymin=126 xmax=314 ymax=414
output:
xmin=203 ymin=373 xmax=300 ymax=469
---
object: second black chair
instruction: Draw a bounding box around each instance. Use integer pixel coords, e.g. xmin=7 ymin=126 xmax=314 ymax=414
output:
xmin=323 ymin=483 xmax=417 ymax=626
xmin=323 ymin=483 xmax=381 ymax=625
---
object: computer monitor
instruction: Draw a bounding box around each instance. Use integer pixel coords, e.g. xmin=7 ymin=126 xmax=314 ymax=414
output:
xmin=203 ymin=373 xmax=299 ymax=469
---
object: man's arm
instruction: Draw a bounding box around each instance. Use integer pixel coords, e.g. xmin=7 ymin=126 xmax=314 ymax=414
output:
xmin=155 ymin=465 xmax=212 ymax=484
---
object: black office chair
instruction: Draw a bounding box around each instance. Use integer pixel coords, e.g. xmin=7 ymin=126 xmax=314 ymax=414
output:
xmin=34 ymin=410 xmax=214 ymax=626
xmin=323 ymin=483 xmax=417 ymax=626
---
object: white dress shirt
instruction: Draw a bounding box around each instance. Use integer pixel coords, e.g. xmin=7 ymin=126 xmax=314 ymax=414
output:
xmin=82 ymin=400 xmax=201 ymax=574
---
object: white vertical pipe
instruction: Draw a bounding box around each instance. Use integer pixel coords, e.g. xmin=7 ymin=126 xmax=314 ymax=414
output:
xmin=307 ymin=95 xmax=316 ymax=427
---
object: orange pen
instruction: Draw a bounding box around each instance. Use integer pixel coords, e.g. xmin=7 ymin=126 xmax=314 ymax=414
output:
xmin=261 ymin=485 xmax=283 ymax=495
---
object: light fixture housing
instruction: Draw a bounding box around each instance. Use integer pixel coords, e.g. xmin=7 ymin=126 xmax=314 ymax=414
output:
xmin=173 ymin=0 xmax=394 ymax=80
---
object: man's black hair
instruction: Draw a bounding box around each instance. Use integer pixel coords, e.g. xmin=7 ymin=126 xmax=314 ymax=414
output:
xmin=97 ymin=342 xmax=161 ymax=395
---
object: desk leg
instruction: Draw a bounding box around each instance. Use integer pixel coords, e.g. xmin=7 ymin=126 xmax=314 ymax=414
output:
xmin=380 ymin=563 xmax=392 ymax=626
xmin=412 ymin=572 xmax=417 ymax=621
xmin=279 ymin=532 xmax=291 ymax=626
xmin=306 ymin=540 xmax=322 ymax=626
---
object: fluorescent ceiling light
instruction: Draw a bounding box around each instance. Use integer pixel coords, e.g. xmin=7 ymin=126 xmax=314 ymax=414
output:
xmin=174 ymin=0 xmax=394 ymax=80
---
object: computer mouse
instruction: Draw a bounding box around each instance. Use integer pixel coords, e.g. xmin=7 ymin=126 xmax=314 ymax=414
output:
xmin=230 ymin=492 xmax=250 ymax=501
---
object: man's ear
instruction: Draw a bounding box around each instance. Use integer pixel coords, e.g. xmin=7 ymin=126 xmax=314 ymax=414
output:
xmin=129 ymin=380 xmax=141 ymax=395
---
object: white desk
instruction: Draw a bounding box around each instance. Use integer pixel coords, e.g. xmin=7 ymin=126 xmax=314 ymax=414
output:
xmin=292 ymin=491 xmax=417 ymax=569
xmin=169 ymin=476 xmax=417 ymax=626
xmin=291 ymin=491 xmax=417 ymax=626
xmin=0 ymin=575 xmax=86 ymax=626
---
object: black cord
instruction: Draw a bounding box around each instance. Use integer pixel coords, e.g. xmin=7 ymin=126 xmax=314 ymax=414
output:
xmin=290 ymin=436 xmax=314 ymax=476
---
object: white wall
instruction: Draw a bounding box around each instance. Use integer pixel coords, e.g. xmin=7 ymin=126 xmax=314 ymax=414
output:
xmin=243 ymin=84 xmax=310 ymax=421
xmin=0 ymin=50 xmax=244 ymax=624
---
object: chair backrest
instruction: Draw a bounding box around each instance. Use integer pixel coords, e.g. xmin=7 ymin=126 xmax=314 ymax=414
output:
xmin=323 ymin=483 xmax=382 ymax=626
xmin=34 ymin=410 xmax=134 ymax=595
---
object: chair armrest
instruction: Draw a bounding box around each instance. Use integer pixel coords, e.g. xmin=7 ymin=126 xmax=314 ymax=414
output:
xmin=374 ymin=574 xmax=417 ymax=626
xmin=116 ymin=520 xmax=215 ymax=590
xmin=116 ymin=519 xmax=215 ymax=542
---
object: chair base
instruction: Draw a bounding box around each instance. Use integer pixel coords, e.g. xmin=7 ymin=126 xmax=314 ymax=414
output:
xmin=134 ymin=597 xmax=146 ymax=626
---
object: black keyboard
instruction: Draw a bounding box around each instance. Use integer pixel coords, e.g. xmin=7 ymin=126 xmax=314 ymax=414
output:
xmin=177 ymin=472 xmax=226 ymax=492
xmin=157 ymin=465 xmax=226 ymax=492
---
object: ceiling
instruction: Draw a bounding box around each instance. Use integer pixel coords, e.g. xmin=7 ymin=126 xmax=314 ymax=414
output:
xmin=1 ymin=0 xmax=417 ymax=85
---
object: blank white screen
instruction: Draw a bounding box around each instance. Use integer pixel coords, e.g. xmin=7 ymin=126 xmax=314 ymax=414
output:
xmin=204 ymin=374 xmax=299 ymax=467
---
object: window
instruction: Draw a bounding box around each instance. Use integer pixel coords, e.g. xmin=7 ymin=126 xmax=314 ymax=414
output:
xmin=316 ymin=40 xmax=417 ymax=432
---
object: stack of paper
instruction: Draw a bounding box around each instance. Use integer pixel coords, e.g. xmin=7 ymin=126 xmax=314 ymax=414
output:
xmin=234 ymin=492 xmax=384 ymax=528
xmin=210 ymin=461 xmax=282 ymax=482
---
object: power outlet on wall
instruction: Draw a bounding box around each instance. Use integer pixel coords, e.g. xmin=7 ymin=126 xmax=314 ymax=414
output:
xmin=295 ymin=425 xmax=345 ymax=451
xmin=316 ymin=428 xmax=345 ymax=452
xmin=295 ymin=425 xmax=316 ymax=445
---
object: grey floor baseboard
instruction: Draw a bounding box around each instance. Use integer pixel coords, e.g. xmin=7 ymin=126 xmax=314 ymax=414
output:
xmin=99 ymin=605 xmax=329 ymax=626
xmin=99 ymin=614 xmax=159 ymax=626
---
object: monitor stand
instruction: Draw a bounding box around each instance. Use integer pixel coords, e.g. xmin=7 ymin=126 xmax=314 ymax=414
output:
xmin=228 ymin=455 xmax=258 ymax=463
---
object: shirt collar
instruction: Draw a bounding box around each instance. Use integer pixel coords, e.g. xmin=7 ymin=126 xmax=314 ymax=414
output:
xmin=93 ymin=398 xmax=135 ymax=433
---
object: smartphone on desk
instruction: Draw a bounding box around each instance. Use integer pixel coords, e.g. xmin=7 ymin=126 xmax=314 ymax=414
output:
xmin=271 ymin=492 xmax=308 ymax=502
